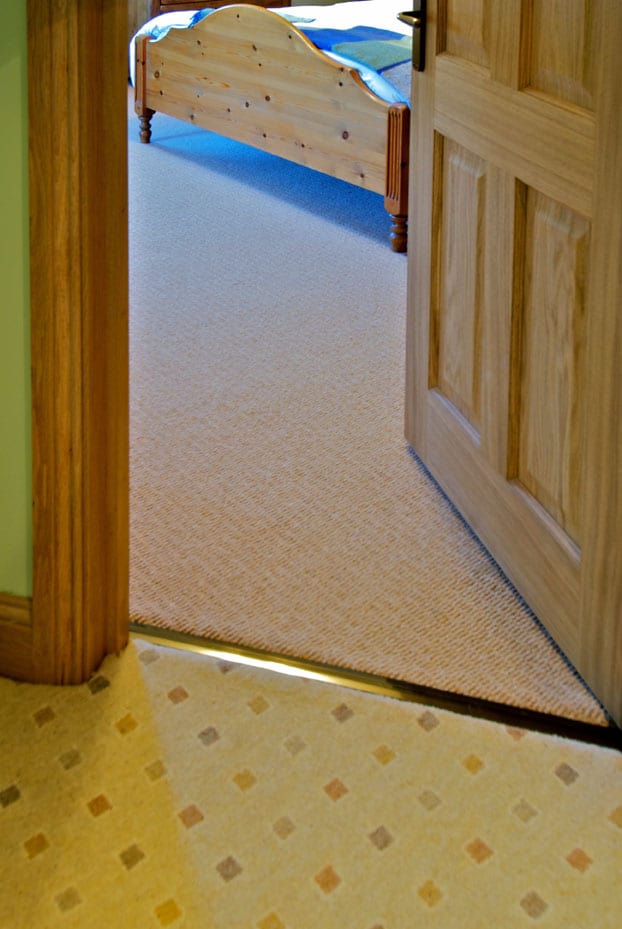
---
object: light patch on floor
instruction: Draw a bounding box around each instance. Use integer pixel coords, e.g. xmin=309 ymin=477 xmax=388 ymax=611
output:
xmin=1 ymin=638 xmax=620 ymax=928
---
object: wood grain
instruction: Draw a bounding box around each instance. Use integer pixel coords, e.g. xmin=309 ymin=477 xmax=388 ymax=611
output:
xmin=579 ymin=0 xmax=622 ymax=722
xmin=139 ymin=7 xmax=394 ymax=192
xmin=9 ymin=0 xmax=130 ymax=685
xmin=435 ymin=139 xmax=486 ymax=431
xmin=405 ymin=8 xmax=438 ymax=455
xmin=517 ymin=191 xmax=588 ymax=544
xmin=444 ymin=0 xmax=490 ymax=68
xmin=151 ymin=0 xmax=290 ymax=14
xmin=434 ymin=55 xmax=595 ymax=218
xmin=134 ymin=4 xmax=409 ymax=248
xmin=529 ymin=0 xmax=596 ymax=110
xmin=0 ymin=593 xmax=31 ymax=627
xmin=406 ymin=0 xmax=622 ymax=724
xmin=0 ymin=594 xmax=32 ymax=682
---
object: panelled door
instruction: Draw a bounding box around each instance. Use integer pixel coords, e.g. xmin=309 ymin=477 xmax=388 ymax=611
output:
xmin=406 ymin=0 xmax=622 ymax=724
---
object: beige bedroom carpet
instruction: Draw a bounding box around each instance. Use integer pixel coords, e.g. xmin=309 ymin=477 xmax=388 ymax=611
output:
xmin=128 ymin=107 xmax=610 ymax=729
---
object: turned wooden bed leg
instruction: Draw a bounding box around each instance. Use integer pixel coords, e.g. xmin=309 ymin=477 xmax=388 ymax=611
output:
xmin=138 ymin=109 xmax=155 ymax=144
xmin=134 ymin=35 xmax=155 ymax=144
xmin=385 ymin=105 xmax=410 ymax=253
xmin=389 ymin=215 xmax=408 ymax=252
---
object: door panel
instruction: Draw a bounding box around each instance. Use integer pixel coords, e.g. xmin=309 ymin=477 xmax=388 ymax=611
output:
xmin=445 ymin=0 xmax=491 ymax=68
xmin=515 ymin=190 xmax=588 ymax=544
xmin=434 ymin=138 xmax=486 ymax=432
xmin=406 ymin=0 xmax=622 ymax=723
xmin=529 ymin=0 xmax=595 ymax=109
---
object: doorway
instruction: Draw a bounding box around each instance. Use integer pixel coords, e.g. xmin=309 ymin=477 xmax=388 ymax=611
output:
xmin=18 ymin=1 xmax=620 ymax=736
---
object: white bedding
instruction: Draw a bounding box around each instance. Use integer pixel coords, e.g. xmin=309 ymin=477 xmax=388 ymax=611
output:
xmin=130 ymin=1 xmax=411 ymax=103
xmin=285 ymin=1 xmax=410 ymax=33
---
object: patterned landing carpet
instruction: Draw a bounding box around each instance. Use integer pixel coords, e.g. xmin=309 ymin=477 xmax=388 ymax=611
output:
xmin=1 ymin=638 xmax=621 ymax=928
xmin=128 ymin=104 xmax=608 ymax=727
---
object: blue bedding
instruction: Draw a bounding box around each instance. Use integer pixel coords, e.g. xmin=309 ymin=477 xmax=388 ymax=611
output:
xmin=291 ymin=23 xmax=411 ymax=77
xmin=295 ymin=23 xmax=410 ymax=64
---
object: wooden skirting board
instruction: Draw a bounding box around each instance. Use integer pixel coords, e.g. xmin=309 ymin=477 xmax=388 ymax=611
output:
xmin=0 ymin=593 xmax=33 ymax=681
xmin=0 ymin=592 xmax=32 ymax=626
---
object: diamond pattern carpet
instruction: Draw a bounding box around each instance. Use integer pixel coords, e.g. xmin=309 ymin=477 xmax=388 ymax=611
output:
xmin=1 ymin=639 xmax=620 ymax=928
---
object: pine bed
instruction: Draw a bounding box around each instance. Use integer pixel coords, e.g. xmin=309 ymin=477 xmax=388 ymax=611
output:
xmin=132 ymin=1 xmax=412 ymax=250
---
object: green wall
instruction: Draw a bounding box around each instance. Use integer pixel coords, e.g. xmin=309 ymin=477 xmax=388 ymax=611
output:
xmin=0 ymin=0 xmax=32 ymax=597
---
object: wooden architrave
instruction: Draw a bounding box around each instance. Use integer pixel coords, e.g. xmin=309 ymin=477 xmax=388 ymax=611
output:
xmin=0 ymin=0 xmax=130 ymax=685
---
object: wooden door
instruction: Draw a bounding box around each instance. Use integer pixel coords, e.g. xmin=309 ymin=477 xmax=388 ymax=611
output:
xmin=406 ymin=0 xmax=622 ymax=725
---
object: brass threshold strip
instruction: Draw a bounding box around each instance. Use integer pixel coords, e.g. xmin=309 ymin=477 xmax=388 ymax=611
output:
xmin=130 ymin=622 xmax=621 ymax=751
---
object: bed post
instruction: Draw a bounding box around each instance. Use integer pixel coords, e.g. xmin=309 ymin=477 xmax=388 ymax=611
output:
xmin=134 ymin=34 xmax=155 ymax=143
xmin=385 ymin=105 xmax=410 ymax=252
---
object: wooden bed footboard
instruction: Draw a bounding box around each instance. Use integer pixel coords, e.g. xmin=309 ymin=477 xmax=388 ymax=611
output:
xmin=134 ymin=5 xmax=410 ymax=250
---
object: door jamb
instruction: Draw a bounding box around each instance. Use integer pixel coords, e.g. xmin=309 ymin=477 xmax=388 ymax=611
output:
xmin=0 ymin=0 xmax=129 ymax=684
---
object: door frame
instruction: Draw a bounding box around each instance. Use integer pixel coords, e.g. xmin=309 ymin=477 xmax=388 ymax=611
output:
xmin=4 ymin=1 xmax=619 ymax=721
xmin=0 ymin=0 xmax=129 ymax=684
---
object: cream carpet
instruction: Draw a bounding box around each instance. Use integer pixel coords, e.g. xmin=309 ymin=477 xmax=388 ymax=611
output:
xmin=2 ymin=637 xmax=621 ymax=928
xmin=128 ymin=106 xmax=608 ymax=727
